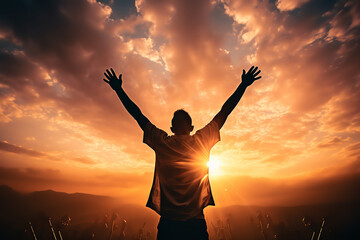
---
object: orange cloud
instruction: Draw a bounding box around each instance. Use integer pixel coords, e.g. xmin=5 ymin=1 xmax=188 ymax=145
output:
xmin=0 ymin=140 xmax=46 ymax=157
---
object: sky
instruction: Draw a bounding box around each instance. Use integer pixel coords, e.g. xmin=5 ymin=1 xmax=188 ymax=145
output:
xmin=0 ymin=0 xmax=359 ymax=207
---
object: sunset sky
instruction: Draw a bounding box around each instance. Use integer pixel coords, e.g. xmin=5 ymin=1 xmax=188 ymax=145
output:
xmin=0 ymin=0 xmax=359 ymax=207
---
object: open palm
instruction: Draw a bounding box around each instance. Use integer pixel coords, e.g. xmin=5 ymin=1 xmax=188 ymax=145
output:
xmin=242 ymin=66 xmax=261 ymax=87
xmin=103 ymin=68 xmax=122 ymax=90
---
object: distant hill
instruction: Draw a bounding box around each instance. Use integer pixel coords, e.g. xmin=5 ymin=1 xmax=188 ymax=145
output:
xmin=0 ymin=185 xmax=118 ymax=221
xmin=0 ymin=185 xmax=359 ymax=239
xmin=0 ymin=185 xmax=158 ymax=239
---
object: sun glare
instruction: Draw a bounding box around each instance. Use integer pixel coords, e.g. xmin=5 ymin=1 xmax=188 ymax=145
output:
xmin=207 ymin=155 xmax=221 ymax=176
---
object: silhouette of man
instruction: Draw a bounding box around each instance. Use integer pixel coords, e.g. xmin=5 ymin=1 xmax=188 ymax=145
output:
xmin=103 ymin=66 xmax=261 ymax=240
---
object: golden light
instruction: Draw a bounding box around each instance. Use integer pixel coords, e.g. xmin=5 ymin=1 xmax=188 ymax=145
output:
xmin=207 ymin=155 xmax=222 ymax=176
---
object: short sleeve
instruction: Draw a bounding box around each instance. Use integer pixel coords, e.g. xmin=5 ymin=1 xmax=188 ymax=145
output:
xmin=143 ymin=122 xmax=168 ymax=149
xmin=194 ymin=120 xmax=221 ymax=150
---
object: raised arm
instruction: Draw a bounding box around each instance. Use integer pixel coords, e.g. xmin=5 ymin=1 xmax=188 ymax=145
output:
xmin=213 ymin=66 xmax=261 ymax=129
xmin=103 ymin=68 xmax=150 ymax=131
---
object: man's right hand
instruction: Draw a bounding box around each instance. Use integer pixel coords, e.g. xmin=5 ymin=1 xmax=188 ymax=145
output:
xmin=241 ymin=66 xmax=261 ymax=87
xmin=104 ymin=68 xmax=122 ymax=91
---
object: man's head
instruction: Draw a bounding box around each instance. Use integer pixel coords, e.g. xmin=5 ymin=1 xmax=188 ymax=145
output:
xmin=170 ymin=109 xmax=194 ymax=135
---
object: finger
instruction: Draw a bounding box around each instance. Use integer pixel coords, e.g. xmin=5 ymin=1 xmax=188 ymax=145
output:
xmin=253 ymin=70 xmax=261 ymax=77
xmin=104 ymin=72 xmax=111 ymax=79
xmin=254 ymin=76 xmax=262 ymax=80
xmin=110 ymin=68 xmax=116 ymax=77
xmin=251 ymin=66 xmax=258 ymax=74
xmin=103 ymin=79 xmax=110 ymax=84
xmin=106 ymin=69 xmax=112 ymax=78
xmin=248 ymin=66 xmax=254 ymax=74
xmin=242 ymin=69 xmax=245 ymax=76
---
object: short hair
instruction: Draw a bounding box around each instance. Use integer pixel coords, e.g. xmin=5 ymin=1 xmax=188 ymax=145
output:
xmin=172 ymin=109 xmax=192 ymax=127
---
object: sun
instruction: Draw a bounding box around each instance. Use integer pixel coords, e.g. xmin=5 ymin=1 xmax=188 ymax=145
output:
xmin=207 ymin=155 xmax=221 ymax=176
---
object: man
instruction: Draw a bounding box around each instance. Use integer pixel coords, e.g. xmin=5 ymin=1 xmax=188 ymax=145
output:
xmin=103 ymin=66 xmax=261 ymax=240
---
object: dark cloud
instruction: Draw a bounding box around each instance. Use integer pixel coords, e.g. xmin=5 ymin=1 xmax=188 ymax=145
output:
xmin=0 ymin=140 xmax=46 ymax=157
xmin=0 ymin=140 xmax=100 ymax=165
xmin=344 ymin=142 xmax=360 ymax=158
xmin=316 ymin=136 xmax=344 ymax=148
xmin=346 ymin=142 xmax=360 ymax=152
xmin=0 ymin=0 xmax=152 ymax=143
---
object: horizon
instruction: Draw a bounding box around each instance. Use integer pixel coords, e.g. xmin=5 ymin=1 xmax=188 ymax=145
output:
xmin=2 ymin=184 xmax=359 ymax=209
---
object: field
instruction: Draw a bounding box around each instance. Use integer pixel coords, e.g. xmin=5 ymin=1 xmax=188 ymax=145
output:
xmin=0 ymin=185 xmax=359 ymax=240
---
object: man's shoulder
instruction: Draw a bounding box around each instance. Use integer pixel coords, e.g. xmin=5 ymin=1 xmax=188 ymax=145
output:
xmin=193 ymin=120 xmax=221 ymax=149
xmin=143 ymin=122 xmax=169 ymax=148
xmin=195 ymin=119 xmax=220 ymax=135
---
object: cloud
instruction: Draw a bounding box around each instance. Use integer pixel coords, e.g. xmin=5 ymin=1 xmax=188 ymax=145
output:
xmin=0 ymin=0 xmax=155 ymax=144
xmin=0 ymin=140 xmax=47 ymax=157
xmin=0 ymin=0 xmax=359 ymax=205
xmin=222 ymin=0 xmax=359 ymax=117
xmin=136 ymin=0 xmax=235 ymax=108
xmin=0 ymin=0 xmax=241 ymax=162
xmin=316 ymin=136 xmax=345 ymax=149
xmin=72 ymin=156 xmax=97 ymax=165
xmin=0 ymin=139 xmax=103 ymax=166
xmin=343 ymin=142 xmax=360 ymax=159
xmin=276 ymin=0 xmax=311 ymax=11
xmin=220 ymin=0 xmax=360 ymax=154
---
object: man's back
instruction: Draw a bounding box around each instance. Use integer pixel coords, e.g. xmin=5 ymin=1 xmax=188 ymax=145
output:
xmin=144 ymin=120 xmax=220 ymax=220
xmin=103 ymin=66 xmax=261 ymax=239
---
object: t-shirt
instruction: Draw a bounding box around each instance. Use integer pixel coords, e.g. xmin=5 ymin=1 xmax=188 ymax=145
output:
xmin=143 ymin=120 xmax=220 ymax=221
